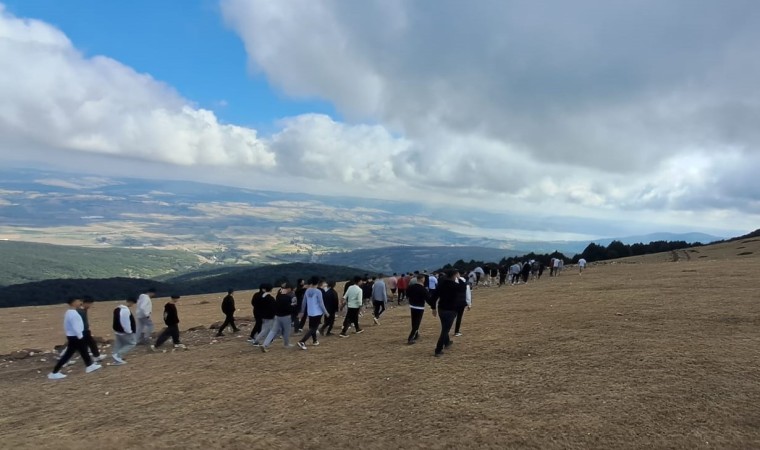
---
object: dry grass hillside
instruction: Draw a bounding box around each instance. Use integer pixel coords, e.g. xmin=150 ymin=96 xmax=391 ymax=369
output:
xmin=1 ymin=238 xmax=759 ymax=449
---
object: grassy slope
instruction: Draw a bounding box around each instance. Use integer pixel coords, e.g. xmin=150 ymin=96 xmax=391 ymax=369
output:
xmin=0 ymin=241 xmax=203 ymax=286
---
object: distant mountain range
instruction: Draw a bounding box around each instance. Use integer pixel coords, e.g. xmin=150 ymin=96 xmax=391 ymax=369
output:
xmin=0 ymin=167 xmax=726 ymax=281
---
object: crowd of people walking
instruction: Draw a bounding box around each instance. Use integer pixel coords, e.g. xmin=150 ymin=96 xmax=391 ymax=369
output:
xmin=48 ymin=261 xmax=580 ymax=380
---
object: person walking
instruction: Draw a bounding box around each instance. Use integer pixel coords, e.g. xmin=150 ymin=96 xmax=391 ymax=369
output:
xmin=429 ymin=270 xmax=467 ymax=357
xmin=387 ymin=274 xmax=398 ymax=304
xmin=372 ymin=274 xmax=388 ymax=324
xmin=112 ymin=297 xmax=138 ymax=365
xmin=396 ymin=273 xmax=409 ymax=304
xmin=297 ymin=277 xmax=329 ymax=350
xmin=152 ymin=295 xmax=185 ymax=350
xmin=406 ymin=274 xmax=431 ymax=344
xmin=260 ymin=283 xmax=297 ymax=352
xmin=217 ymin=289 xmax=239 ymax=336
xmin=427 ymin=272 xmax=439 ymax=299
xmin=250 ymin=284 xmax=266 ymax=341
xmin=79 ymin=296 xmax=105 ymax=362
xmin=294 ymin=279 xmax=308 ymax=332
xmin=47 ymin=297 xmax=102 ymax=380
xmin=135 ymin=287 xmax=156 ymax=345
xmin=453 ymin=274 xmax=472 ymax=337
xmin=251 ymin=284 xmax=275 ymax=347
xmin=319 ymin=280 xmax=340 ymax=336
xmin=339 ymin=276 xmax=364 ymax=337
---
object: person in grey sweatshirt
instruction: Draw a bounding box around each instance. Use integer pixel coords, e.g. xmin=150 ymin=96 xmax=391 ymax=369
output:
xmin=371 ymin=274 xmax=388 ymax=325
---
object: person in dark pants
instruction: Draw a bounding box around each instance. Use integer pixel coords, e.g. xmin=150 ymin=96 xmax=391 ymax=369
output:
xmin=250 ymin=285 xmax=265 ymax=340
xmin=340 ymin=276 xmax=364 ymax=337
xmin=48 ymin=297 xmax=102 ymax=379
xmin=152 ymin=295 xmax=185 ymax=350
xmin=218 ymin=289 xmax=239 ymax=336
xmin=319 ymin=280 xmax=339 ymax=336
xmin=453 ymin=275 xmax=472 ymax=337
xmin=521 ymin=262 xmax=531 ymax=283
xmin=79 ymin=296 xmax=105 ymax=362
xmin=406 ymin=274 xmax=431 ymax=344
xmin=297 ymin=276 xmax=329 ymax=350
xmin=430 ymin=270 xmax=467 ymax=357
xmin=294 ymin=279 xmax=307 ymax=332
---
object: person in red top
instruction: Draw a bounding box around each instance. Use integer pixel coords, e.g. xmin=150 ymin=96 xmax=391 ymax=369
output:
xmin=396 ymin=272 xmax=409 ymax=305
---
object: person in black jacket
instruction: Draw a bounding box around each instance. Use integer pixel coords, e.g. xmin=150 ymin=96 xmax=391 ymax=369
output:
xmin=293 ymin=279 xmax=306 ymax=332
xmin=429 ymin=270 xmax=467 ymax=357
xmin=406 ymin=274 xmax=432 ymax=344
xmin=152 ymin=295 xmax=185 ymax=350
xmin=251 ymin=284 xmax=275 ymax=346
xmin=260 ymin=283 xmax=297 ymax=352
xmin=218 ymin=289 xmax=239 ymax=336
xmin=319 ymin=280 xmax=340 ymax=336
xmin=249 ymin=285 xmax=266 ymax=340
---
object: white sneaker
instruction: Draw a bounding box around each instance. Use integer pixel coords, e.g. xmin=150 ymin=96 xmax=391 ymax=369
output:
xmin=373 ymin=317 xmax=379 ymax=325
xmin=85 ymin=364 xmax=102 ymax=373
xmin=48 ymin=372 xmax=66 ymax=380
xmin=112 ymin=354 xmax=125 ymax=364
xmin=94 ymin=355 xmax=106 ymax=362
xmin=297 ymin=342 xmax=307 ymax=350
xmin=312 ymin=341 xmax=320 ymax=346
xmin=149 ymin=345 xmax=157 ymax=352
xmin=111 ymin=359 xmax=126 ymax=366
xmin=455 ymin=332 xmax=462 ymax=337
xmin=174 ymin=344 xmax=187 ymax=349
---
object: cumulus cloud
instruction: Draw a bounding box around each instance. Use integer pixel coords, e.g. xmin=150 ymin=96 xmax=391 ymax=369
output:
xmin=0 ymin=5 xmax=275 ymax=168
xmin=222 ymin=0 xmax=760 ymax=225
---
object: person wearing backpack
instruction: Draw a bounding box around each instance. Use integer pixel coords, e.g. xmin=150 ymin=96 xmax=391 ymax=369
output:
xmin=112 ymin=297 xmax=138 ymax=365
xmin=217 ymin=289 xmax=239 ymax=336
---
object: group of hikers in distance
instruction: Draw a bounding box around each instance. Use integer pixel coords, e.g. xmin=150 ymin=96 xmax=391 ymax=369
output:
xmin=47 ymin=260 xmax=587 ymax=380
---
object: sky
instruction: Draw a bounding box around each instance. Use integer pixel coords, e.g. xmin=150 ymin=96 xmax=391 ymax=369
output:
xmin=1 ymin=0 xmax=758 ymax=239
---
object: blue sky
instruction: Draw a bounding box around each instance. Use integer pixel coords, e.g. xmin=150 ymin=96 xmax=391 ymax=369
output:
xmin=0 ymin=1 xmax=758 ymax=238
xmin=2 ymin=0 xmax=336 ymax=132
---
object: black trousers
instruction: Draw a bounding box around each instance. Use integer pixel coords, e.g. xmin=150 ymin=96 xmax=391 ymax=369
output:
xmin=435 ymin=310 xmax=457 ymax=354
xmin=82 ymin=330 xmax=100 ymax=357
xmin=250 ymin=315 xmax=262 ymax=339
xmin=398 ymin=288 xmax=406 ymax=303
xmin=320 ymin=312 xmax=336 ymax=334
xmin=341 ymin=307 xmax=362 ymax=334
xmin=156 ymin=325 xmax=180 ymax=347
xmin=454 ymin=305 xmax=466 ymax=334
xmin=408 ymin=308 xmax=424 ymax=342
xmin=373 ymin=301 xmax=386 ymax=319
xmin=219 ymin=313 xmax=238 ymax=334
xmin=298 ymin=312 xmax=308 ymax=331
xmin=299 ymin=316 xmax=322 ymax=343
xmin=53 ymin=336 xmax=92 ymax=373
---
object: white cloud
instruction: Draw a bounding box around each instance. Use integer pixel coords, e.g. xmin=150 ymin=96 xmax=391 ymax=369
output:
xmin=0 ymin=5 xmax=275 ymax=168
xmin=222 ymin=0 xmax=760 ymax=231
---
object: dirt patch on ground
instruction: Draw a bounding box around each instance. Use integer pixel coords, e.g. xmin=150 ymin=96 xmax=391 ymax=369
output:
xmin=1 ymin=242 xmax=760 ymax=449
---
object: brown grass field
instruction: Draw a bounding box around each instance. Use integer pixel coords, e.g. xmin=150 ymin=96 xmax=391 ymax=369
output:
xmin=1 ymin=239 xmax=759 ymax=449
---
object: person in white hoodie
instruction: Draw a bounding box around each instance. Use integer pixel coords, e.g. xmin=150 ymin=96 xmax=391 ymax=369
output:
xmin=112 ymin=297 xmax=138 ymax=365
xmin=135 ymin=287 xmax=156 ymax=345
xmin=48 ymin=297 xmax=102 ymax=380
xmin=297 ymin=276 xmax=329 ymax=350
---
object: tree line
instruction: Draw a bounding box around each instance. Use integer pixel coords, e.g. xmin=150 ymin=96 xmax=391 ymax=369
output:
xmin=438 ymin=239 xmax=705 ymax=273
